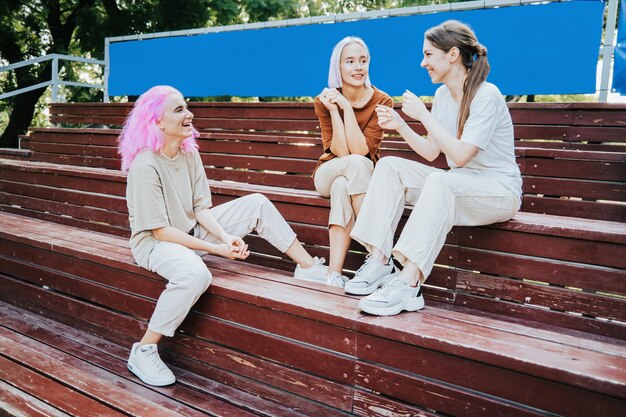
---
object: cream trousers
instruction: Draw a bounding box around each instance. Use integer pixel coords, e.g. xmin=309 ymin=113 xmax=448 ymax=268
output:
xmin=313 ymin=154 xmax=374 ymax=231
xmin=351 ymin=156 xmax=520 ymax=279
xmin=146 ymin=193 xmax=296 ymax=337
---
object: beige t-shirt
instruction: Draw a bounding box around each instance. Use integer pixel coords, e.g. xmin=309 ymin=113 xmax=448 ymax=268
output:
xmin=126 ymin=148 xmax=212 ymax=268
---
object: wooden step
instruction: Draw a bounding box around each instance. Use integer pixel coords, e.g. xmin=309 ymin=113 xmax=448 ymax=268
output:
xmin=0 ymin=212 xmax=624 ymax=416
xmin=0 ymin=301 xmax=307 ymax=417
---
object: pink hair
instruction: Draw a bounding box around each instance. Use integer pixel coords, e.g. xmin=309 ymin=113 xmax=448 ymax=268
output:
xmin=118 ymin=85 xmax=199 ymax=172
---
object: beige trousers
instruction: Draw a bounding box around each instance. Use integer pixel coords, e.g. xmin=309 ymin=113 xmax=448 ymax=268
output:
xmin=351 ymin=156 xmax=520 ymax=279
xmin=313 ymin=154 xmax=374 ymax=231
xmin=146 ymin=193 xmax=296 ymax=337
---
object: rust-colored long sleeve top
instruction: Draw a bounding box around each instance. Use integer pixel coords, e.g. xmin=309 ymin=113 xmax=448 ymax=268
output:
xmin=313 ymin=86 xmax=393 ymax=174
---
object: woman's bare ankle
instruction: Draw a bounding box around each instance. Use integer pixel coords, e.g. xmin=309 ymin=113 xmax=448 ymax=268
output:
xmin=370 ymin=248 xmax=388 ymax=265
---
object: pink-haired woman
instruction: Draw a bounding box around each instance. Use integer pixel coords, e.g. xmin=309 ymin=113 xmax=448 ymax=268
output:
xmin=312 ymin=36 xmax=393 ymax=288
xmin=119 ymin=85 xmax=326 ymax=386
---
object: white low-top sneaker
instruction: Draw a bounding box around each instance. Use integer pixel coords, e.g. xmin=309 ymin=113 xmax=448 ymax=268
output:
xmin=294 ymin=256 xmax=327 ymax=283
xmin=127 ymin=343 xmax=176 ymax=386
xmin=359 ymin=275 xmax=425 ymax=316
xmin=344 ymin=256 xmax=396 ymax=295
xmin=325 ymin=271 xmax=349 ymax=288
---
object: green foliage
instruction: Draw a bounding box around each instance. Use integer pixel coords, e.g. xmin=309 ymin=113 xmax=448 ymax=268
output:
xmin=532 ymin=94 xmax=596 ymax=103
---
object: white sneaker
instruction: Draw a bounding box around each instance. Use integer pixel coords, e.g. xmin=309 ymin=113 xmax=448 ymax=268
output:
xmin=325 ymin=271 xmax=349 ymax=288
xmin=294 ymin=257 xmax=327 ymax=283
xmin=359 ymin=275 xmax=425 ymax=316
xmin=344 ymin=256 xmax=396 ymax=295
xmin=127 ymin=343 xmax=176 ymax=386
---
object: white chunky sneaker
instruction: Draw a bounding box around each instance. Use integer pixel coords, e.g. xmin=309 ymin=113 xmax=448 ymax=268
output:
xmin=325 ymin=271 xmax=349 ymax=288
xmin=359 ymin=275 xmax=425 ymax=316
xmin=127 ymin=343 xmax=176 ymax=386
xmin=344 ymin=256 xmax=396 ymax=295
xmin=294 ymin=257 xmax=327 ymax=283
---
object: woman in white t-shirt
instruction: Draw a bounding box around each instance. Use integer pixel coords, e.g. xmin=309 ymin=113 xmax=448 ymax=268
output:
xmin=345 ymin=20 xmax=522 ymax=316
xmin=119 ymin=85 xmax=327 ymax=387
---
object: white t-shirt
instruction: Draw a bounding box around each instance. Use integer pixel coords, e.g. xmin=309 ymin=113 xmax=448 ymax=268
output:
xmin=431 ymin=82 xmax=522 ymax=197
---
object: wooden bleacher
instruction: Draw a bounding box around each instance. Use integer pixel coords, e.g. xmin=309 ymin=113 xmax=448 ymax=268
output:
xmin=0 ymin=101 xmax=625 ymax=416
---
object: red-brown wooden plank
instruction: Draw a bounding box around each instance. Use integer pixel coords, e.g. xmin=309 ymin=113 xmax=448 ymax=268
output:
xmin=570 ymin=125 xmax=626 ymax=142
xmin=0 ymin=192 xmax=127 ymax=226
xmin=524 ymin=158 xmax=626 ymax=181
xmin=453 ymin=292 xmax=626 ymax=340
xmin=0 ymin=275 xmax=355 ymax=413
xmin=0 ymin=180 xmax=128 ymax=213
xmin=0 ymin=381 xmax=70 ymax=417
xmin=0 ymin=356 xmax=124 ymax=417
xmin=354 ymin=362 xmax=548 ymax=417
xmin=523 ymin=176 xmax=626 ymax=201
xmin=1 ymin=303 xmax=302 ymax=417
xmin=199 ymin=140 xmax=321 ymax=159
xmin=352 ymin=389 xmax=440 ymax=417
xmin=522 ymin=196 xmax=626 ymax=222
xmin=0 ymin=330 xmax=188 ymax=417
xmin=204 ymin=154 xmax=317 ymax=174
xmin=355 ymin=330 xmax=625 ymax=416
xmin=460 ymin=227 xmax=626 ymax=268
xmin=29 ymin=141 xmax=119 ymax=158
xmin=457 ymin=247 xmax=626 ymax=295
xmin=574 ymin=110 xmax=626 ymax=127
xmin=30 ymin=153 xmax=121 ymax=169
xmin=29 ymin=129 xmax=119 ymax=146
xmin=4 ymin=301 xmax=329 ymax=417
xmin=455 ymin=270 xmax=626 ymax=321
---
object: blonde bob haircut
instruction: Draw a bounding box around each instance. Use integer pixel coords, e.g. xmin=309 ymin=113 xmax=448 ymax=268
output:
xmin=327 ymin=36 xmax=372 ymax=88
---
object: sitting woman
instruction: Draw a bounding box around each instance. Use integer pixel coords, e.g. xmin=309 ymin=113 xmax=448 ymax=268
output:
xmin=119 ymin=85 xmax=326 ymax=386
xmin=348 ymin=20 xmax=522 ymax=315
xmin=312 ymin=36 xmax=393 ymax=287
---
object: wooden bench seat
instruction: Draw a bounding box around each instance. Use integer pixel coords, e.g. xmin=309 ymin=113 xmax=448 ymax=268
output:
xmin=2 ymin=100 xmax=625 ymax=415
xmin=0 ymin=148 xmax=30 ymax=165
xmin=47 ymin=101 xmax=626 ymax=151
xmin=18 ymin=127 xmax=626 ymax=222
xmin=1 ymin=157 xmax=625 ymax=340
xmin=1 ymin=211 xmax=624 ymax=416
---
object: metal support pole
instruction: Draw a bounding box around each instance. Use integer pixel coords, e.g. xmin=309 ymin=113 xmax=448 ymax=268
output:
xmin=599 ymin=0 xmax=620 ymax=102
xmin=104 ymin=38 xmax=110 ymax=102
xmin=51 ymin=57 xmax=59 ymax=103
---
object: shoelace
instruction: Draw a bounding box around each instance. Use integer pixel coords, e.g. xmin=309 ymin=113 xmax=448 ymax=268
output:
xmin=143 ymin=348 xmax=168 ymax=373
xmin=354 ymin=256 xmax=378 ymax=277
xmin=374 ymin=278 xmax=405 ymax=297
xmin=326 ymin=273 xmax=345 ymax=286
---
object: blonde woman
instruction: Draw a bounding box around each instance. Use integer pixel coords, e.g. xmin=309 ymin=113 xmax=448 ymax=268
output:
xmin=311 ymin=36 xmax=393 ymax=287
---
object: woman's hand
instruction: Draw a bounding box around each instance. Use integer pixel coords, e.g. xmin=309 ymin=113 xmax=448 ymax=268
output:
xmin=327 ymin=88 xmax=351 ymax=110
xmin=213 ymin=242 xmax=250 ymax=260
xmin=375 ymin=105 xmax=405 ymax=131
xmin=221 ymin=233 xmax=247 ymax=254
xmin=319 ymin=88 xmax=352 ymax=111
xmin=318 ymin=88 xmax=338 ymax=111
xmin=401 ymin=90 xmax=429 ymax=121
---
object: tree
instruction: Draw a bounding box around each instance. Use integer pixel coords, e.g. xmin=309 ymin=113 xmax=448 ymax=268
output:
xmin=0 ymin=0 xmax=97 ymax=148
xmin=0 ymin=0 xmax=227 ymax=148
